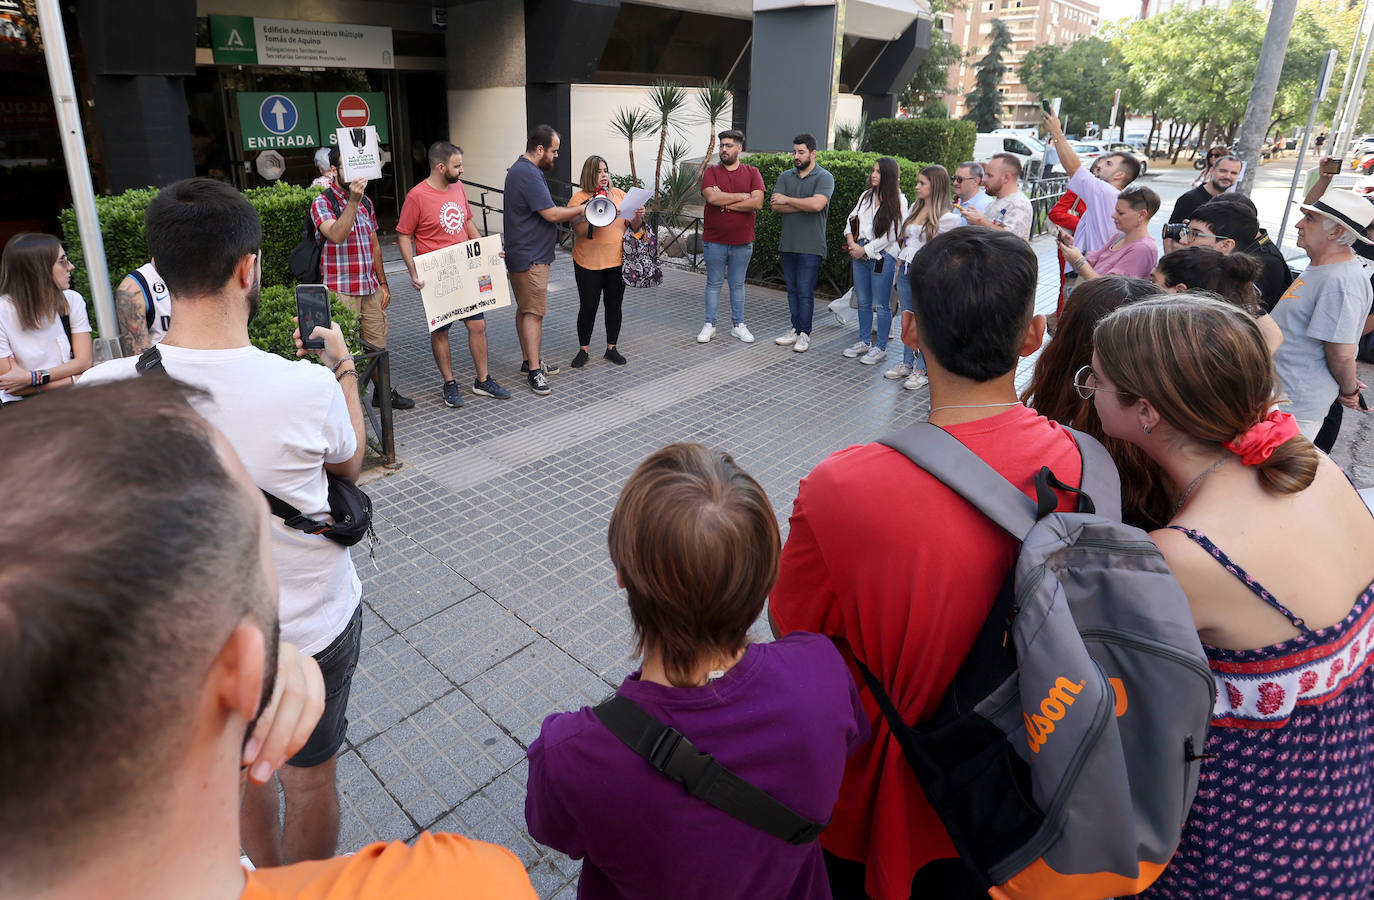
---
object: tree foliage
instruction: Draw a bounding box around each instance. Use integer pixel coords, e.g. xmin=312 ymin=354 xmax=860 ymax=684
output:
xmin=1019 ymin=38 xmax=1128 ymax=136
xmin=901 ymin=0 xmax=964 ymax=119
xmin=962 ymin=19 xmax=1013 ymax=132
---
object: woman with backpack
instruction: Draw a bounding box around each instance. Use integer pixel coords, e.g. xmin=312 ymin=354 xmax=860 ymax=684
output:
xmin=0 ymin=233 xmax=92 ymax=406
xmin=1084 ymin=294 xmax=1374 ymax=898
xmin=842 ymin=157 xmax=908 ymax=366
xmin=525 ymin=443 xmax=868 ymax=899
xmin=884 ymin=164 xmax=960 ymax=392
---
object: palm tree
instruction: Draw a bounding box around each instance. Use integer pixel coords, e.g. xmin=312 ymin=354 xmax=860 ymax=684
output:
xmin=608 ymin=106 xmax=655 ymax=186
xmin=646 ymin=80 xmax=688 ymax=208
xmin=693 ymin=79 xmax=732 ymax=183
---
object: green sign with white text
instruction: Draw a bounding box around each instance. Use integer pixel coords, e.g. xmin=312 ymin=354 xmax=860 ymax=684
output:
xmin=235 ymin=92 xmax=320 ymax=150
xmin=210 ymin=15 xmax=257 ymax=65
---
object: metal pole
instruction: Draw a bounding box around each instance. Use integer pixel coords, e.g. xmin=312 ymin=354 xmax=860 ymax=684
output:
xmin=1328 ymin=0 xmax=1369 ymax=155
xmin=1277 ymin=50 xmax=1339 ymax=250
xmin=1233 ymin=0 xmax=1299 ymax=196
xmin=1336 ymin=13 xmax=1374 ymax=161
xmin=35 ymin=0 xmax=119 ymax=361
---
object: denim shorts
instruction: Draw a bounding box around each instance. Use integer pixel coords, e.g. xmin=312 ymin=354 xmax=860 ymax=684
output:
xmin=287 ymin=604 xmax=362 ymax=768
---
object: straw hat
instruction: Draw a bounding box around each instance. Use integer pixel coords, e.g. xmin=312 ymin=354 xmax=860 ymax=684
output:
xmin=1298 ymin=189 xmax=1374 ymax=244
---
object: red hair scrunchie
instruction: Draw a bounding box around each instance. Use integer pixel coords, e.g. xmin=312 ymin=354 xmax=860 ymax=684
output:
xmin=1224 ymin=410 xmax=1300 ymax=466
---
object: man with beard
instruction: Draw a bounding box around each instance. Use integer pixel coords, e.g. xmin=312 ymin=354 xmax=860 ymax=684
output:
xmin=81 ymin=177 xmax=367 ymax=869
xmin=769 ymin=133 xmax=834 ymax=353
xmin=398 ymin=141 xmax=511 ymax=408
xmin=503 ymin=125 xmax=585 ymax=396
xmin=1163 ymin=154 xmax=1243 ymax=252
xmin=314 ymin=147 xmax=414 ymax=411
xmin=698 ymin=129 xmax=765 ymax=344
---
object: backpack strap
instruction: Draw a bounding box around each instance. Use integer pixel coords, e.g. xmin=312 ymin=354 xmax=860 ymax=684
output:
xmin=133 ymin=345 xmax=332 ymax=537
xmin=592 ymin=695 xmax=827 ymax=845
xmin=1064 ymin=427 xmax=1121 ymax=522
xmin=129 ymin=268 xmax=155 ymax=329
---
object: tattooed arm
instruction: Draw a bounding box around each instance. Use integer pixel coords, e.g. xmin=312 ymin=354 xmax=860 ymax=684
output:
xmin=114 ymin=274 xmax=151 ymax=356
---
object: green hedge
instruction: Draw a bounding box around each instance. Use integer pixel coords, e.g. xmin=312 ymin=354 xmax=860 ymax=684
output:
xmin=749 ymin=150 xmax=932 ymax=289
xmin=249 ymin=284 xmax=361 ymax=361
xmin=866 ymin=119 xmax=976 ymax=179
xmin=60 ymin=182 xmax=320 ymax=315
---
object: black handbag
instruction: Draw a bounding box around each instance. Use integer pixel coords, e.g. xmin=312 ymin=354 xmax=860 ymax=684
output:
xmin=136 ymin=346 xmax=375 ymax=548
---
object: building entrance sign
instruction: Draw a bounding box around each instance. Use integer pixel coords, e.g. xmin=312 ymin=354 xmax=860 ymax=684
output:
xmin=318 ymin=92 xmax=390 ymax=143
xmin=209 ymin=15 xmax=394 ymax=69
xmin=236 ymin=92 xmax=320 ymax=150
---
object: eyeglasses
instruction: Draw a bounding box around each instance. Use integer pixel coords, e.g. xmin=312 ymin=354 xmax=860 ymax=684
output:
xmin=952 ymin=176 xmax=979 ymax=183
xmin=1073 ymin=365 xmax=1127 ymax=400
xmin=1207 ymin=151 xmax=1225 ymax=159
xmin=1180 ymin=223 xmax=1218 ymax=242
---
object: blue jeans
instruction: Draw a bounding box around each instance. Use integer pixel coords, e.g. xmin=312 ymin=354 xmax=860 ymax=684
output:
xmin=853 ymin=252 xmax=898 ymax=350
xmin=704 ymin=241 xmax=753 ymax=326
xmin=780 ymin=251 xmax=822 ymax=335
xmin=894 ymin=261 xmax=925 ymax=370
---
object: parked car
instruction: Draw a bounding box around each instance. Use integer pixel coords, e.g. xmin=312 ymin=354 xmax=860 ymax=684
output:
xmin=1077 ymin=140 xmax=1150 ymax=175
xmin=973 ymin=132 xmax=1045 ymax=180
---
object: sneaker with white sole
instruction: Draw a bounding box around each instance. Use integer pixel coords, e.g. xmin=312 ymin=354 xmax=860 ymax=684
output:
xmin=696 ymin=324 xmax=716 ymax=343
xmin=903 ymin=370 xmax=929 ymax=391
xmin=775 ymin=328 xmax=797 ymax=346
xmin=793 ymin=332 xmax=811 ymax=352
xmin=731 ymin=324 xmax=755 ymax=343
xmin=842 ymin=341 xmax=870 ymax=358
xmin=884 ymin=363 xmax=913 ymax=380
xmin=860 ymin=345 xmax=886 ymax=365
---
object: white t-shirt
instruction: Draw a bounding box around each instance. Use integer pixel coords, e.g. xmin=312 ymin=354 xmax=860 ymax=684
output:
xmin=82 ymin=344 xmax=360 ymax=654
xmin=845 ymin=192 xmax=911 ymax=259
xmin=0 ymin=289 xmax=90 ymax=402
xmin=1271 ymin=256 xmax=1374 ymax=423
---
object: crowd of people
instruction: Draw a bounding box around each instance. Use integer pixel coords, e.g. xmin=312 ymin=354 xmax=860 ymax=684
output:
xmin=5 ymin=112 xmax=1374 ymax=900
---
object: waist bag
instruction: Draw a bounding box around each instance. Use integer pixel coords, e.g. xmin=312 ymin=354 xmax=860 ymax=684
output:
xmin=859 ymin=423 xmax=1213 ymax=899
xmin=135 ymin=346 xmax=375 ymax=548
xmin=593 ymin=695 xmax=827 ymax=845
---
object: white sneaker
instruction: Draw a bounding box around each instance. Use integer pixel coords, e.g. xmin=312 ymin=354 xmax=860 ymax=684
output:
xmin=903 ymin=370 xmax=929 ymax=391
xmin=860 ymin=345 xmax=886 ymax=366
xmin=696 ymin=324 xmax=716 ymax=343
xmin=843 ymin=341 xmax=870 ymax=358
xmin=731 ymin=324 xmax=755 ymax=343
xmin=775 ymin=329 xmax=797 ymax=346
xmin=793 ymin=332 xmax=811 ymax=352
xmin=884 ymin=363 xmax=913 ymax=380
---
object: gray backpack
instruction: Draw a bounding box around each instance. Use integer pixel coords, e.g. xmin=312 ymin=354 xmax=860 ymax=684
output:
xmin=857 ymin=423 xmax=1214 ymax=899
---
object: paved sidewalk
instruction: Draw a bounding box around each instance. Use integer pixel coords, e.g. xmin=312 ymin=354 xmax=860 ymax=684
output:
xmin=338 ymin=235 xmax=1367 ymax=898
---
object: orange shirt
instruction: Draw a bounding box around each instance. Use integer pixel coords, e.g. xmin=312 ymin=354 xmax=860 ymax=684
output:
xmin=569 ymin=187 xmax=628 ymax=270
xmin=241 ymin=832 xmax=538 ymax=899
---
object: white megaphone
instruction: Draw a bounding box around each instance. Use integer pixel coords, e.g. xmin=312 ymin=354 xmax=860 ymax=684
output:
xmin=585 ymin=188 xmax=617 ymax=235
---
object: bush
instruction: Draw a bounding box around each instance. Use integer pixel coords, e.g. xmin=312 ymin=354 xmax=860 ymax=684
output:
xmin=60 ymin=182 xmax=321 ymax=331
xmin=867 ymin=119 xmax=976 ymax=179
xmin=749 ymin=150 xmax=932 ymax=290
xmin=249 ymin=284 xmax=361 ymax=361
xmin=610 ymin=173 xmax=643 ymax=192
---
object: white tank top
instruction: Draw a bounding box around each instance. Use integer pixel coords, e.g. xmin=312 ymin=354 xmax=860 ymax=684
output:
xmin=129 ymin=262 xmax=171 ymax=345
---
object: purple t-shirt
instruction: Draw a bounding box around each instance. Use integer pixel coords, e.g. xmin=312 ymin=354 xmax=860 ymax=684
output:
xmin=1085 ymin=233 xmax=1159 ymax=280
xmin=1067 ymin=166 xmax=1121 ymax=272
xmin=525 ymin=632 xmax=869 ymax=900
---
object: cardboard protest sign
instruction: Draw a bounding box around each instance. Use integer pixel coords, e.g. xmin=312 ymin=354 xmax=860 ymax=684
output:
xmin=415 ymin=234 xmax=512 ymax=331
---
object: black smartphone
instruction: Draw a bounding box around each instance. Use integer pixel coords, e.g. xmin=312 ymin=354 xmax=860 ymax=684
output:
xmin=1322 ymin=158 xmax=1343 ymax=176
xmin=295 ymin=284 xmax=331 ymax=350
xmin=1360 ymin=392 xmax=1369 ymax=412
xmin=1041 ymin=99 xmax=1053 ymax=115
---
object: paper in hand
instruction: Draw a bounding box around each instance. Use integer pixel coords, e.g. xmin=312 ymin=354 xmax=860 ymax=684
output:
xmin=337 ymin=126 xmax=383 ymax=181
xmin=618 ymin=187 xmax=653 ymax=221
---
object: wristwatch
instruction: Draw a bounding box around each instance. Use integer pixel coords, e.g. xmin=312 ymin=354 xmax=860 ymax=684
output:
xmin=31 ymin=369 xmax=50 ymax=386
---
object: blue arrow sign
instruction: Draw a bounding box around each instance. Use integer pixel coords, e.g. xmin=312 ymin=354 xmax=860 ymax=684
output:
xmin=259 ymin=94 xmax=298 ymax=135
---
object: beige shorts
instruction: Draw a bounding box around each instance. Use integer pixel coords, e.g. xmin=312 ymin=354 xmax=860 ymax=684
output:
xmin=509 ymin=263 xmax=550 ymax=317
xmin=336 ymin=290 xmax=387 ymax=350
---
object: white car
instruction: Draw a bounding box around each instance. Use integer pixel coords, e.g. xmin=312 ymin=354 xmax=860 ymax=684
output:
xmin=1077 ymin=141 xmax=1149 ymax=175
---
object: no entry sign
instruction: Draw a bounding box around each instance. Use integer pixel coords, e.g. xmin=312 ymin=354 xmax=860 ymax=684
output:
xmin=318 ymin=92 xmax=389 ymax=144
xmin=336 ymin=94 xmax=371 ymax=128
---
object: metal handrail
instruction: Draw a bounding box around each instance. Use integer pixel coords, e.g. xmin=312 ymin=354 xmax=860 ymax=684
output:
xmin=1026 ymin=176 xmax=1071 ymax=239
xmin=353 ymin=343 xmax=395 ymax=466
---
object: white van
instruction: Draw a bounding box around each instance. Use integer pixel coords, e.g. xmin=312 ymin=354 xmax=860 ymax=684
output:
xmin=973 ymin=132 xmax=1044 ymax=180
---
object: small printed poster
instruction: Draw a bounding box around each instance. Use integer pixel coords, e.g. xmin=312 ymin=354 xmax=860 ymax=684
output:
xmin=415 ymin=234 xmax=512 ymax=331
xmin=337 ymin=125 xmax=382 ymax=181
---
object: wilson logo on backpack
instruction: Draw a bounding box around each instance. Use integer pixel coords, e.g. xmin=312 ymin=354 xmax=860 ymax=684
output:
xmin=1024 ymin=677 xmax=1086 ymax=753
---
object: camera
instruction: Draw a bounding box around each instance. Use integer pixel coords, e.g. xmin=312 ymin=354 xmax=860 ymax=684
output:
xmin=1162 ymin=223 xmax=1188 ymax=242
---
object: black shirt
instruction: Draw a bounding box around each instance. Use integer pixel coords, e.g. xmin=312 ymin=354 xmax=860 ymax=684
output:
xmin=1165 ymin=184 xmax=1221 ymax=229
xmin=1240 ymin=229 xmax=1295 ymax=313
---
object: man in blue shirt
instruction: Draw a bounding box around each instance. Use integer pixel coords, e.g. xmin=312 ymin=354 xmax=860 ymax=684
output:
xmin=503 ymin=124 xmax=585 ymax=396
xmin=952 ymin=162 xmax=995 ymax=226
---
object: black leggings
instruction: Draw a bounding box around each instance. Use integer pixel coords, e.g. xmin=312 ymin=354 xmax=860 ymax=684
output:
xmin=574 ymin=262 xmax=625 ymax=347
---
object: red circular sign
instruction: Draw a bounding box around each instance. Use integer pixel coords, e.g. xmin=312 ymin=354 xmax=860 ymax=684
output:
xmin=336 ymin=94 xmax=371 ymax=128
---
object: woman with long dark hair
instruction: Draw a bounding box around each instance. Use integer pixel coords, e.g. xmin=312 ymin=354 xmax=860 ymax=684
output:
xmin=1021 ymin=275 xmax=1170 ymax=529
xmin=1086 ymin=295 xmax=1374 ymax=898
xmin=1152 ymin=247 xmax=1283 ymax=352
xmin=567 ymin=155 xmax=645 ymax=368
xmin=843 ymin=157 xmax=908 ymax=366
xmin=0 ymin=233 xmax=92 ymax=404
xmin=886 ymin=164 xmax=960 ymax=391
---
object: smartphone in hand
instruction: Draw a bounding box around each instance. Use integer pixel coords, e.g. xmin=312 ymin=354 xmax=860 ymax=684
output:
xmin=1041 ymin=99 xmax=1053 ymax=115
xmin=1321 ymin=158 xmax=1343 ymax=176
xmin=295 ymin=284 xmax=331 ymax=351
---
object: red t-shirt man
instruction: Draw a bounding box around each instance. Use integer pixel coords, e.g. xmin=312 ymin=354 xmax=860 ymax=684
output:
xmin=771 ymin=408 xmax=1082 ymax=899
xmin=702 ymin=163 xmax=765 ymax=245
xmin=396 ymin=180 xmax=476 ymax=255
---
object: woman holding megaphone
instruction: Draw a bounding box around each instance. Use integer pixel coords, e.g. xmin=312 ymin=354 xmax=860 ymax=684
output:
xmin=568 ymin=155 xmax=645 ymax=368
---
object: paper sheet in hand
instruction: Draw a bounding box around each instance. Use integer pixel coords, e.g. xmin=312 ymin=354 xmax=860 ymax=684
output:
xmin=337 ymin=126 xmax=383 ymax=181
xmin=618 ymin=187 xmax=652 ymax=221
xmin=415 ymin=235 xmax=512 ymax=332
